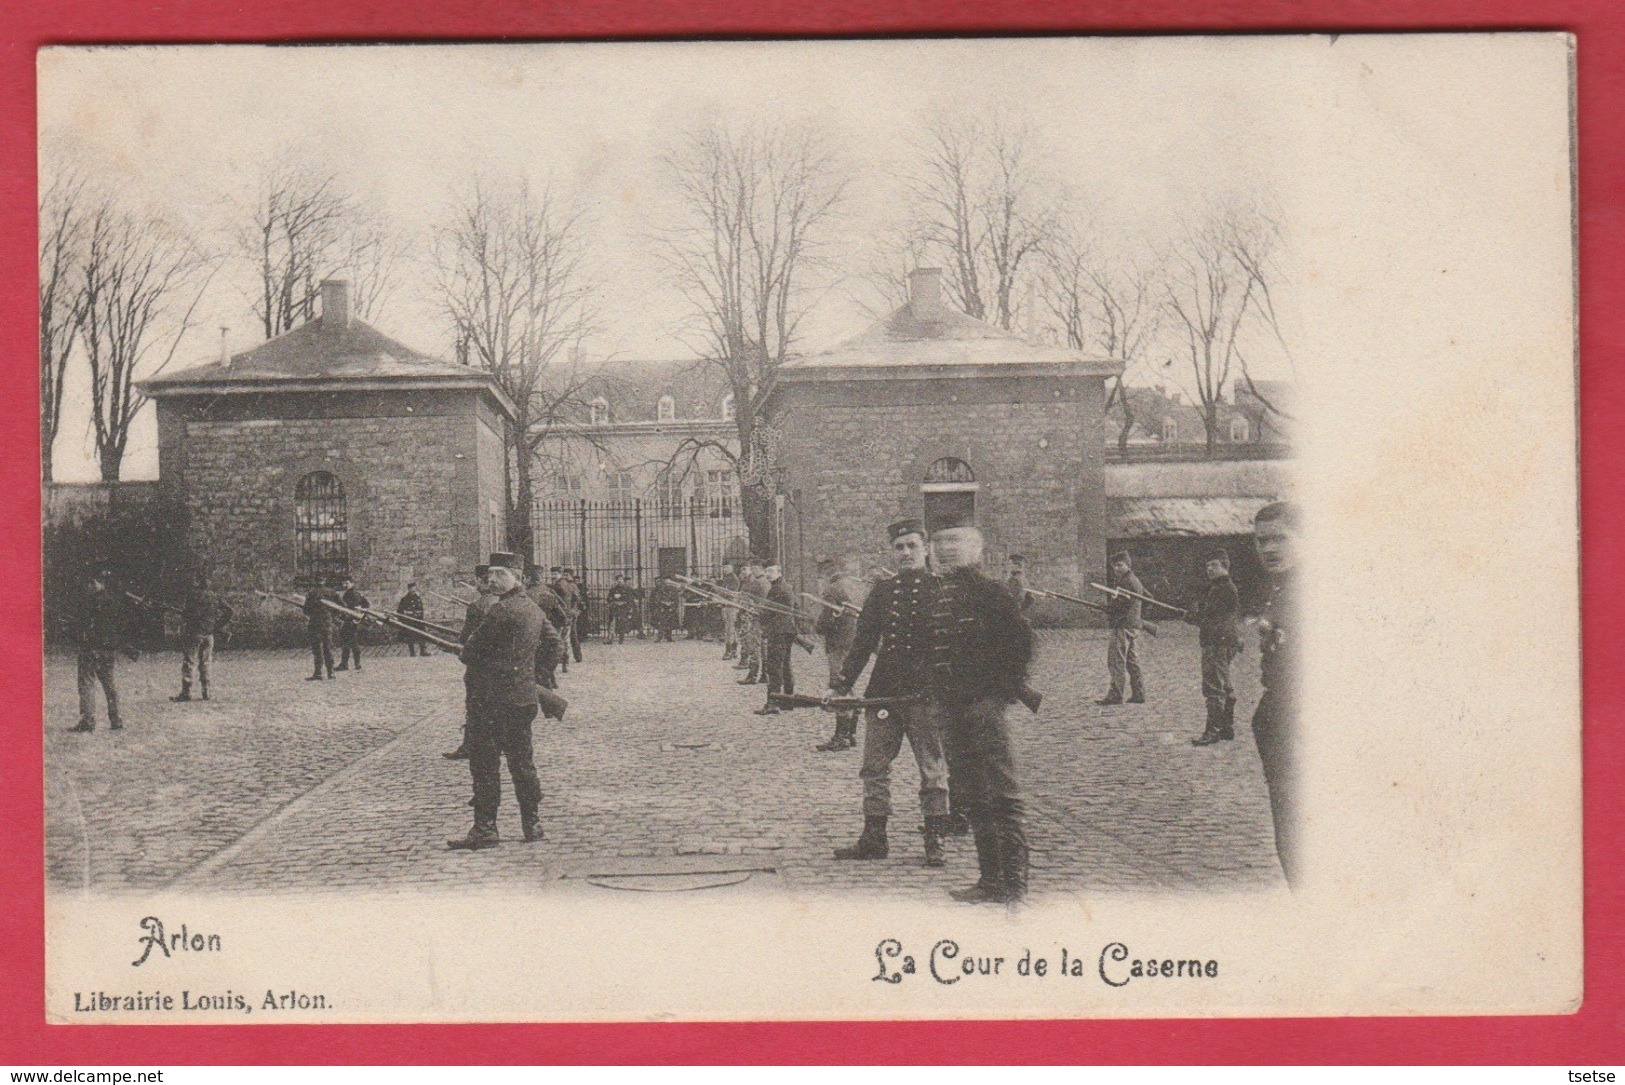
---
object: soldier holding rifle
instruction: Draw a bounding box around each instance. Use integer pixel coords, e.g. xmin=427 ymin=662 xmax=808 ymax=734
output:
xmin=396 ymin=582 xmax=429 ymax=658
xmin=1097 ymin=552 xmax=1147 ymax=706
xmin=827 ymin=518 xmax=952 ymax=868
xmin=303 ymin=576 xmax=340 ymax=681
xmin=170 ymin=570 xmax=232 ymax=701
xmin=810 ymin=555 xmax=866 ymax=751
xmin=335 ymin=577 xmax=369 ymax=672
xmin=447 ymin=552 xmax=553 ymax=851
xmin=752 ymin=565 xmax=800 ymax=716
xmin=445 ymin=564 xmax=495 ymax=761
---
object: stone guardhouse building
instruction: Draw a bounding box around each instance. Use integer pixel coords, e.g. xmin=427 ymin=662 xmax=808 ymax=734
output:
xmin=766 ymin=268 xmax=1121 ymax=594
xmin=140 ymin=280 xmax=515 ymax=642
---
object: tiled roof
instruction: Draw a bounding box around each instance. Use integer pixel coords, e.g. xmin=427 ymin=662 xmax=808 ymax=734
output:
xmin=144 ymin=317 xmax=483 ymax=388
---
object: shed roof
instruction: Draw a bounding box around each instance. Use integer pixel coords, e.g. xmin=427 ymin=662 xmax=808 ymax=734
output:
xmin=1112 ymin=497 xmax=1276 ymax=538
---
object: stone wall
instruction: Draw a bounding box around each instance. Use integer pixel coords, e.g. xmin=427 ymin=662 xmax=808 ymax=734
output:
xmin=771 ymin=374 xmax=1111 ymax=619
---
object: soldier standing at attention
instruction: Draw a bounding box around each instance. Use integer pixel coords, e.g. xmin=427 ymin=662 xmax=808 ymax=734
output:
xmin=549 ymin=567 xmax=581 ymax=672
xmin=172 ymin=569 xmax=231 ymax=702
xmin=606 ymin=575 xmax=635 ymax=644
xmin=827 ymin=519 xmax=951 ymax=868
xmin=303 ymin=577 xmax=338 ymax=681
xmin=651 ymin=575 xmax=682 ymax=642
xmin=753 ymin=564 xmax=798 ymax=716
xmin=1251 ymin=502 xmax=1301 ymax=887
xmin=397 ymin=582 xmax=429 ymax=657
xmin=335 ymin=576 xmax=370 ymax=672
xmin=1188 ymin=548 xmax=1243 ymax=747
xmin=562 ymin=567 xmax=587 ymax=664
xmin=929 ymin=521 xmax=1035 ymax=903
xmin=525 ymin=565 xmax=571 ymax=640
xmin=447 ymin=553 xmax=549 ymax=851
xmin=1097 ymin=552 xmax=1147 ymax=705
xmin=736 ymin=562 xmax=769 ymax=684
xmin=444 ymin=564 xmax=496 ymax=761
xmin=813 ymin=555 xmax=865 ymax=752
xmin=69 ymin=567 xmax=136 ymax=732
xmin=719 ymin=562 xmax=741 ymax=659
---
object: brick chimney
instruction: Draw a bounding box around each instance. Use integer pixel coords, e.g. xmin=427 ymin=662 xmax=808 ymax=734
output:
xmin=321 ymin=279 xmax=351 ymax=333
xmin=218 ymin=326 xmax=231 ymax=370
xmin=909 ymin=267 xmax=944 ymax=321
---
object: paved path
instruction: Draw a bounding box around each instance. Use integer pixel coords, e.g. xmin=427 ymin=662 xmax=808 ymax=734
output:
xmin=45 ymin=628 xmax=1282 ymax=899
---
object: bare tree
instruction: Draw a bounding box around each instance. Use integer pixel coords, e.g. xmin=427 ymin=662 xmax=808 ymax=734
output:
xmin=433 ymin=178 xmax=599 ymax=559
xmin=77 ymin=194 xmax=214 ymax=481
xmin=239 ymin=160 xmax=404 ymax=339
xmin=1039 ymin=221 xmax=1163 ymax=452
xmin=1163 ymin=199 xmax=1275 ymax=454
xmin=39 ymin=167 xmax=87 ymax=483
xmin=905 ymin=111 xmax=1055 ymax=330
xmin=656 ymin=119 xmax=847 ymax=558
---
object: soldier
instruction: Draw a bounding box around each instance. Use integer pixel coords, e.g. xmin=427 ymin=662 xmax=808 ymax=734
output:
xmin=334 ymin=576 xmax=370 ymax=672
xmin=1004 ymin=554 xmax=1035 ymax=612
xmin=719 ymin=562 xmax=741 ymax=659
xmin=1251 ymin=501 xmax=1301 ymax=887
xmin=172 ymin=569 xmax=231 ymax=702
xmin=397 ymin=581 xmax=429 ymax=657
xmin=1188 ymin=548 xmax=1243 ymax=746
xmin=523 ymin=565 xmax=566 ymax=691
xmin=812 ymin=555 xmax=865 ymax=751
xmin=68 ymin=567 xmax=137 ymax=732
xmin=303 ymin=577 xmax=338 ymax=681
xmin=447 ymin=552 xmax=554 ymax=851
xmin=444 ymin=564 xmax=496 ymax=761
xmin=562 ymin=566 xmax=587 ymax=664
xmin=549 ymin=567 xmax=583 ymax=671
xmin=736 ymin=562 xmax=768 ymax=683
xmin=605 ymin=575 xmax=635 ymax=644
xmin=827 ymin=519 xmax=951 ymax=867
xmin=1097 ymin=551 xmax=1147 ymax=705
xmin=929 ymin=521 xmax=1035 ymax=903
xmin=752 ymin=564 xmax=797 ymax=716
xmin=651 ymin=575 xmax=682 ymax=642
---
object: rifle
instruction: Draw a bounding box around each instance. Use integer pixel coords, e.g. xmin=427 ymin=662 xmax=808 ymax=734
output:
xmin=1030 ymin=588 xmax=1158 ymax=636
xmin=257 ymin=590 xmax=463 ymax=653
xmin=365 ymin=606 xmax=462 ymax=638
xmin=127 ymin=591 xmax=236 ymax=638
xmin=1090 ymin=581 xmax=1187 ymax=618
xmin=679 ymin=576 xmax=815 ymax=653
xmin=770 ymin=692 xmax=922 ymax=715
xmin=425 ymin=588 xmax=473 ymax=607
xmin=801 ymin=591 xmax=862 ymax=618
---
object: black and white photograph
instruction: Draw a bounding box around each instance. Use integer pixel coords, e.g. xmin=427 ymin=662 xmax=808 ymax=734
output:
xmin=39 ymin=36 xmax=1579 ymax=1021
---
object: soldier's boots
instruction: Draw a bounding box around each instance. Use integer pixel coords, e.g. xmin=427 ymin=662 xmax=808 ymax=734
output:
xmin=950 ymin=826 xmax=1004 ymax=902
xmin=942 ymin=811 xmax=971 ymax=837
xmin=447 ymin=819 xmax=500 ymax=851
xmin=69 ymin=721 xmax=95 ymax=733
xmin=443 ymin=745 xmax=469 ymax=760
xmin=753 ymin=703 xmax=780 ymax=716
xmin=922 ymin=816 xmax=949 ymax=868
xmin=521 ymin=812 xmax=543 ymax=843
xmin=998 ymin=840 xmax=1030 ymax=904
xmin=1095 ymin=691 xmax=1125 ymax=705
xmin=1220 ymin=696 xmax=1237 ymax=739
xmin=200 ymin=681 xmax=210 ymax=701
xmin=306 ymin=672 xmax=325 ymax=681
xmin=834 ymin=817 xmax=888 ymax=860
xmin=171 ymin=683 xmax=192 ymax=702
xmin=1191 ymin=702 xmax=1227 ymax=746
xmin=815 ymin=717 xmax=857 ymax=752
xmin=1127 ymin=684 xmax=1146 ymax=704
xmin=723 ymin=646 xmax=737 ymax=660
xmin=736 ymin=667 xmax=760 ymax=685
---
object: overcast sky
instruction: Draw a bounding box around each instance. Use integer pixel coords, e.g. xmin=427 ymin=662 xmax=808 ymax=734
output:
xmin=41 ymin=38 xmax=1305 ymax=481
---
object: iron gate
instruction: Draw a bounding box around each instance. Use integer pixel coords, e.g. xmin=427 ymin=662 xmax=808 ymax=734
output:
xmin=531 ymin=497 xmax=752 ymax=633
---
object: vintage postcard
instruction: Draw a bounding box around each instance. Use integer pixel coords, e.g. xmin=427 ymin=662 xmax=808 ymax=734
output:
xmin=38 ymin=34 xmax=1579 ymax=1022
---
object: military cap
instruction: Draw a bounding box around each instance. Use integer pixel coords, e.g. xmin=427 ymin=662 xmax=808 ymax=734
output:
xmin=887 ymin=517 xmax=926 ymax=542
xmin=1206 ymin=548 xmax=1231 ymax=565
xmin=487 ymin=551 xmax=523 ymax=571
xmin=1008 ymin=553 xmax=1026 ymax=565
xmin=474 ymin=564 xmax=491 ymax=578
xmin=1110 ymin=550 xmax=1133 ymax=565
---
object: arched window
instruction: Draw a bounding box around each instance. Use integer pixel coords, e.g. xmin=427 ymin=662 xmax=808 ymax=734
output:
xmin=657 ymin=395 xmax=676 ymax=422
xmin=295 ymin=471 xmax=348 ymax=587
xmin=921 ymin=457 xmax=978 ymax=534
xmin=1229 ymin=416 xmax=1250 ymax=442
xmin=720 ymin=393 xmax=735 ymax=421
xmin=1161 ymin=417 xmax=1179 ymax=443
xmin=590 ymin=397 xmax=610 ymax=425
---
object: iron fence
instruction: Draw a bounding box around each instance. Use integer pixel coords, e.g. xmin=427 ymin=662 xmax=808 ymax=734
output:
xmin=531 ymin=496 xmax=752 ymax=634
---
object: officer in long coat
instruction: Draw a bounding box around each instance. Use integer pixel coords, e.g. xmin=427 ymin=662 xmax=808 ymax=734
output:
xmin=448 ymin=552 xmax=555 ymax=851
xmin=606 ymin=575 xmax=636 ymax=644
xmin=828 ymin=519 xmax=952 ymax=867
xmin=929 ymin=521 xmax=1036 ymax=903
xmin=1251 ymin=502 xmax=1301 ymax=888
xmin=1188 ymin=548 xmax=1243 ymax=746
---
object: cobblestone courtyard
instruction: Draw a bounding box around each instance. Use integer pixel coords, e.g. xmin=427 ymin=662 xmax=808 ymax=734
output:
xmin=45 ymin=627 xmax=1283 ymax=899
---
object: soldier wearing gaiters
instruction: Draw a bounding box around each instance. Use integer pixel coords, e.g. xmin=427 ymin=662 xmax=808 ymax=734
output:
xmin=1188 ymin=548 xmax=1242 ymax=747
xmin=172 ymin=569 xmax=232 ymax=702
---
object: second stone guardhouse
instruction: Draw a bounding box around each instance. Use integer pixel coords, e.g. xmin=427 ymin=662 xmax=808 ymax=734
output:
xmin=141 ymin=280 xmax=515 ymax=640
xmin=766 ymin=268 xmax=1121 ymax=593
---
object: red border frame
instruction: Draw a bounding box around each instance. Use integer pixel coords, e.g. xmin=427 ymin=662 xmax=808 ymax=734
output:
xmin=2 ymin=0 xmax=1617 ymax=1065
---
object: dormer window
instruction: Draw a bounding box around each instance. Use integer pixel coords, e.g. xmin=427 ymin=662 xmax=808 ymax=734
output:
xmin=1161 ymin=417 xmax=1179 ymax=443
xmin=590 ymin=397 xmax=610 ymax=425
xmin=657 ymin=395 xmax=676 ymax=422
xmin=720 ymin=393 xmax=735 ymax=421
xmin=1229 ymin=416 xmax=1250 ymax=442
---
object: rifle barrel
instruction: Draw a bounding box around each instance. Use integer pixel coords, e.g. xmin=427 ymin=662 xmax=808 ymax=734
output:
xmin=1089 ymin=581 xmax=1187 ymax=617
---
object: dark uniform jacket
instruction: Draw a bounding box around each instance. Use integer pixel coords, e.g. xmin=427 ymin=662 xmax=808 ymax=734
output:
xmin=1186 ymin=575 xmax=1241 ymax=650
xmin=719 ymin=571 xmax=741 ymax=595
xmin=1004 ymin=572 xmax=1034 ymax=612
xmin=180 ymin=587 xmax=230 ymax=638
xmin=759 ymin=579 xmax=797 ymax=642
xmin=651 ymin=579 xmax=682 ymax=626
xmin=462 ymin=589 xmax=549 ymax=707
xmin=528 ymin=583 xmax=570 ymax=633
xmin=1105 ymin=571 xmax=1145 ymax=631
xmin=607 ymin=583 xmax=634 ymax=615
xmin=73 ymin=587 xmax=130 ymax=651
xmin=834 ymin=568 xmax=937 ymax=698
xmin=340 ymin=587 xmax=369 ymax=621
xmin=1259 ymin=576 xmax=1298 ymax=701
xmin=815 ymin=575 xmax=864 ymax=650
xmin=303 ymin=587 xmax=336 ymax=632
xmin=552 ymin=578 xmax=583 ymax=618
xmin=462 ymin=592 xmax=496 ymax=645
xmin=930 ymin=566 xmax=1035 ymax=706
xmin=397 ymin=590 xmax=425 ymax=624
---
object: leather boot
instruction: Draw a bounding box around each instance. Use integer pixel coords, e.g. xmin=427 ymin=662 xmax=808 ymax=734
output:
xmin=950 ymin=824 xmax=1004 ymax=902
xmin=520 ymin=811 xmax=543 ymax=843
xmin=815 ymin=722 xmax=847 ymax=751
xmin=200 ymin=679 xmax=210 ymax=701
xmin=1095 ymin=691 xmax=1124 ymax=705
xmin=170 ymin=683 xmax=191 ymax=703
xmin=1192 ymin=702 xmax=1225 ymax=746
xmin=834 ymin=816 xmax=888 ymax=860
xmin=922 ymin=815 xmax=948 ymax=868
xmin=837 ymin=716 xmax=858 ymax=749
xmin=1220 ymin=697 xmax=1237 ymax=740
xmin=997 ymin=836 xmax=1030 ymax=903
xmin=737 ymin=667 xmax=759 ymax=684
xmin=1127 ymin=681 xmax=1145 ymax=704
xmin=447 ymin=818 xmax=499 ymax=851
xmin=443 ymin=729 xmax=470 ymax=760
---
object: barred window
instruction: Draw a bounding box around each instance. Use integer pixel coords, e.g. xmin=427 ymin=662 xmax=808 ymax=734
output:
xmin=295 ymin=471 xmax=349 ymax=588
